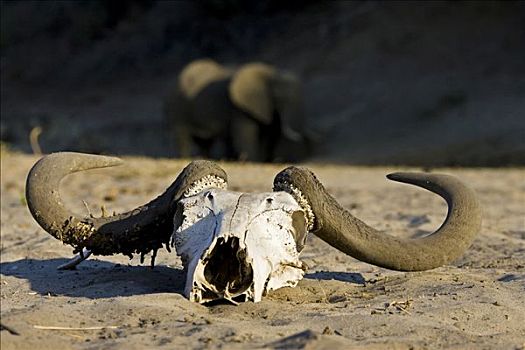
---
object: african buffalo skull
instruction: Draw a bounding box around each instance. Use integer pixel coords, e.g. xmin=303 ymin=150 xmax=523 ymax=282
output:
xmin=26 ymin=152 xmax=482 ymax=303
xmin=173 ymin=189 xmax=307 ymax=303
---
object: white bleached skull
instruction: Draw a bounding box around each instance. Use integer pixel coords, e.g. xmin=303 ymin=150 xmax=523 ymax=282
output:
xmin=171 ymin=189 xmax=308 ymax=303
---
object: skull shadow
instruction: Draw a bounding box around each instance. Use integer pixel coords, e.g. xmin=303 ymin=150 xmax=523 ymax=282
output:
xmin=0 ymin=258 xmax=186 ymax=299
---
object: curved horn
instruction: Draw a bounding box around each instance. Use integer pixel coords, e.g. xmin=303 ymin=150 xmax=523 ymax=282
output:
xmin=26 ymin=152 xmax=227 ymax=261
xmin=274 ymin=168 xmax=482 ymax=271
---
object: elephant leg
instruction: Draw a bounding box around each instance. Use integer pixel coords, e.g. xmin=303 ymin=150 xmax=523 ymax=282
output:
xmin=224 ymin=131 xmax=236 ymax=160
xmin=230 ymin=115 xmax=261 ymax=162
xmin=193 ymin=136 xmax=215 ymax=159
xmin=259 ymin=111 xmax=282 ymax=162
xmin=164 ymin=120 xmax=177 ymax=156
xmin=175 ymin=124 xmax=193 ymax=158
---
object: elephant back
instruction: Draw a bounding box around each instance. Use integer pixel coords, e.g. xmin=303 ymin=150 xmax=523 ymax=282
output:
xmin=179 ymin=59 xmax=233 ymax=99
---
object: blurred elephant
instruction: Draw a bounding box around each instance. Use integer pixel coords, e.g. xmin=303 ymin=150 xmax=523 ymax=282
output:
xmin=164 ymin=59 xmax=314 ymax=162
xmin=164 ymin=59 xmax=234 ymax=158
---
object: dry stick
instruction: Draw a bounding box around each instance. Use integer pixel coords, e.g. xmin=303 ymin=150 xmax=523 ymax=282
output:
xmin=34 ymin=325 xmax=118 ymax=331
xmin=57 ymin=247 xmax=92 ymax=270
xmin=82 ymin=200 xmax=92 ymax=217
xmin=29 ymin=126 xmax=43 ymax=155
xmin=394 ymin=304 xmax=412 ymax=315
xmin=316 ymin=280 xmax=328 ymax=303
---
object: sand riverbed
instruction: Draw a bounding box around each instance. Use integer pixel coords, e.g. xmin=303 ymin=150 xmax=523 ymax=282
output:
xmin=1 ymin=152 xmax=524 ymax=349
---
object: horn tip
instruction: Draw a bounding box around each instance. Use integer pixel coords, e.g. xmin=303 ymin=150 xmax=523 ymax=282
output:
xmin=50 ymin=152 xmax=124 ymax=167
xmin=386 ymin=172 xmax=406 ymax=182
xmin=386 ymin=172 xmax=428 ymax=186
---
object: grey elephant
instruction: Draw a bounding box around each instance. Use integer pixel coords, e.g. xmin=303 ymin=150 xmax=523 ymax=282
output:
xmin=164 ymin=59 xmax=314 ymax=162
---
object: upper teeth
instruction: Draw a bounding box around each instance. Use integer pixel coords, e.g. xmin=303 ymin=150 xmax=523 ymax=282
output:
xmin=274 ymin=180 xmax=315 ymax=232
xmin=184 ymin=175 xmax=227 ymax=198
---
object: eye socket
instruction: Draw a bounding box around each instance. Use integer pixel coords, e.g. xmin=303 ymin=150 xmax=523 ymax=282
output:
xmin=206 ymin=191 xmax=214 ymax=201
xmin=291 ymin=210 xmax=308 ymax=252
xmin=266 ymin=197 xmax=273 ymax=204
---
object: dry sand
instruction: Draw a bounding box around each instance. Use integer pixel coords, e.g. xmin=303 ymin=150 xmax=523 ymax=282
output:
xmin=1 ymin=151 xmax=524 ymax=349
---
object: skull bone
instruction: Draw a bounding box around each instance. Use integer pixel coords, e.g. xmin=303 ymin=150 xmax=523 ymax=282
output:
xmin=171 ymin=189 xmax=308 ymax=303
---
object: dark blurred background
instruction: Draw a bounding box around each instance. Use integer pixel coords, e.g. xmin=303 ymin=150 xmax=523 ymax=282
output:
xmin=1 ymin=0 xmax=524 ymax=165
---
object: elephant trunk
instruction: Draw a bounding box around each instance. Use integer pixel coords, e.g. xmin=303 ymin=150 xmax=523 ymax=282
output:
xmin=274 ymin=168 xmax=482 ymax=271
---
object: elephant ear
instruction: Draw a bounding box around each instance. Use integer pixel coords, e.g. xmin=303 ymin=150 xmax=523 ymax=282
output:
xmin=179 ymin=58 xmax=232 ymax=99
xmin=229 ymin=63 xmax=276 ymax=125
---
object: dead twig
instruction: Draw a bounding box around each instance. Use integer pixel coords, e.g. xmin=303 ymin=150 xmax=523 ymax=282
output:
xmin=57 ymin=247 xmax=92 ymax=270
xmin=388 ymin=299 xmax=413 ymax=315
xmin=82 ymin=200 xmax=93 ymax=217
xmin=33 ymin=325 xmax=118 ymax=331
xmin=29 ymin=126 xmax=43 ymax=155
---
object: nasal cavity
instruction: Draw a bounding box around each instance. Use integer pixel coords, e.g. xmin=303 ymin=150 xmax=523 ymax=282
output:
xmin=203 ymin=237 xmax=253 ymax=296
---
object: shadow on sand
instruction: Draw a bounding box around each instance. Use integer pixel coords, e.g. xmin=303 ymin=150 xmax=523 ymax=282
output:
xmin=304 ymin=271 xmax=365 ymax=285
xmin=0 ymin=258 xmax=186 ymax=299
xmin=1 ymin=258 xmax=366 ymax=301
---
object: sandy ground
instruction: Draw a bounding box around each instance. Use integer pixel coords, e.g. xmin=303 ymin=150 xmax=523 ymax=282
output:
xmin=1 ymin=151 xmax=524 ymax=349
